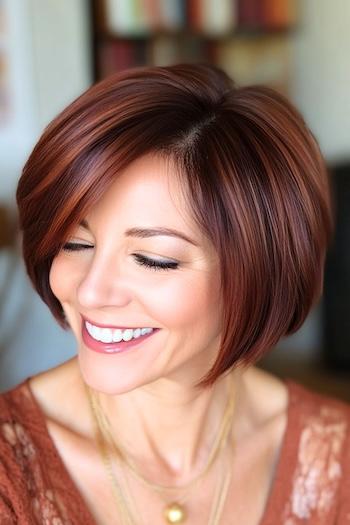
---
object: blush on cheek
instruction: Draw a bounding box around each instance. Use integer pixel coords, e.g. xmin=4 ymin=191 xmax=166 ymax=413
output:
xmin=48 ymin=256 xmax=76 ymax=317
xmin=148 ymin=274 xmax=220 ymax=333
xmin=49 ymin=254 xmax=81 ymax=301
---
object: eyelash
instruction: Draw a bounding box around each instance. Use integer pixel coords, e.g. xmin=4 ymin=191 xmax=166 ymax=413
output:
xmin=133 ymin=254 xmax=178 ymax=271
xmin=62 ymin=242 xmax=90 ymax=252
xmin=61 ymin=242 xmax=179 ymax=272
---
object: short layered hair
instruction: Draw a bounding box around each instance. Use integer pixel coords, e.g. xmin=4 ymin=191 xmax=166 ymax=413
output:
xmin=16 ymin=63 xmax=333 ymax=386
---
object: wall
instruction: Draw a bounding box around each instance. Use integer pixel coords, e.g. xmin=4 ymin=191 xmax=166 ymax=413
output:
xmin=29 ymin=0 xmax=92 ymax=131
xmin=0 ymin=0 xmax=37 ymax=203
xmin=290 ymin=0 xmax=350 ymax=164
xmin=0 ymin=0 xmax=92 ymax=204
xmin=0 ymin=0 xmax=92 ymax=390
xmin=275 ymin=0 xmax=350 ymax=361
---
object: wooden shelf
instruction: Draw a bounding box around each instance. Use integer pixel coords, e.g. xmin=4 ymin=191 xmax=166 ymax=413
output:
xmin=97 ymin=25 xmax=295 ymax=42
xmin=91 ymin=0 xmax=297 ymax=93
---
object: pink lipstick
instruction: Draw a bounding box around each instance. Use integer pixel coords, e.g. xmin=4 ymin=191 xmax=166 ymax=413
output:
xmin=81 ymin=319 xmax=160 ymax=355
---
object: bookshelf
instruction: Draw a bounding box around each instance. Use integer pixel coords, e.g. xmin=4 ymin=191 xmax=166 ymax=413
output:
xmin=90 ymin=0 xmax=297 ymax=95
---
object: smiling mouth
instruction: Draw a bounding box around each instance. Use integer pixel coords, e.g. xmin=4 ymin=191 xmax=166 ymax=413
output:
xmin=85 ymin=320 xmax=155 ymax=343
xmin=81 ymin=319 xmax=160 ymax=354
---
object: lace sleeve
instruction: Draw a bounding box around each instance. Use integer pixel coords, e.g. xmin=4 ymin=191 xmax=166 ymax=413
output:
xmin=0 ymin=418 xmax=74 ymax=525
xmin=280 ymin=400 xmax=350 ymax=524
xmin=336 ymin=409 xmax=350 ymax=524
xmin=0 ymin=493 xmax=16 ymax=524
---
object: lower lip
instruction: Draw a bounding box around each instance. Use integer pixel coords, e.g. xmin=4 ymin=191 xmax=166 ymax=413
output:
xmin=81 ymin=321 xmax=160 ymax=355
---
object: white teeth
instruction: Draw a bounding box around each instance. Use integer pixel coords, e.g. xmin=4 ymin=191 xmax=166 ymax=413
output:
xmin=122 ymin=329 xmax=133 ymax=342
xmin=85 ymin=322 xmax=100 ymax=341
xmin=133 ymin=328 xmax=141 ymax=339
xmin=113 ymin=329 xmax=123 ymax=343
xmin=100 ymin=328 xmax=113 ymax=343
xmin=85 ymin=322 xmax=154 ymax=343
xmin=141 ymin=328 xmax=153 ymax=335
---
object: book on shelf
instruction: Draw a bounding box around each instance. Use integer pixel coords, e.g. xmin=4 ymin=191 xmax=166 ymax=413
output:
xmin=237 ymin=0 xmax=295 ymax=30
xmin=187 ymin=0 xmax=237 ymax=36
xmin=98 ymin=39 xmax=148 ymax=76
xmin=103 ymin=0 xmax=295 ymax=37
xmin=261 ymin=0 xmax=297 ymax=30
xmin=96 ymin=0 xmax=295 ymax=90
xmin=156 ymin=0 xmax=186 ymax=32
xmin=104 ymin=0 xmax=186 ymax=35
xmin=104 ymin=0 xmax=239 ymax=37
xmin=237 ymin=0 xmax=263 ymax=28
xmin=104 ymin=0 xmax=150 ymax=36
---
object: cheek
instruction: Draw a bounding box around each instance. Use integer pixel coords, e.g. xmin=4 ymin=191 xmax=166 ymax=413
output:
xmin=49 ymin=258 xmax=62 ymax=301
xmin=146 ymin=270 xmax=221 ymax=331
xmin=49 ymin=256 xmax=86 ymax=333
xmin=49 ymin=256 xmax=76 ymax=303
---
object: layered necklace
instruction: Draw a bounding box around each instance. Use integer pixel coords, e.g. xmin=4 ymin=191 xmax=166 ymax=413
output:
xmin=86 ymin=372 xmax=237 ymax=524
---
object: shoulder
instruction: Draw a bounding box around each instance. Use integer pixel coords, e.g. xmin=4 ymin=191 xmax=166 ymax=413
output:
xmin=286 ymin=379 xmax=350 ymax=461
xmin=283 ymin=380 xmax=350 ymax=523
xmin=0 ymin=380 xmax=40 ymax=520
xmin=0 ymin=379 xmax=71 ymax=523
xmin=286 ymin=379 xmax=350 ymax=436
xmin=247 ymin=367 xmax=350 ymax=523
xmin=0 ymin=379 xmax=39 ymax=459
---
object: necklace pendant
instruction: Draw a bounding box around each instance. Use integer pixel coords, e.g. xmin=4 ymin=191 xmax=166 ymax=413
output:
xmin=164 ymin=502 xmax=186 ymax=523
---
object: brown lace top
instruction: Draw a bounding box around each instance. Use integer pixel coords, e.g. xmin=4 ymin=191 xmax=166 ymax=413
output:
xmin=0 ymin=377 xmax=349 ymax=524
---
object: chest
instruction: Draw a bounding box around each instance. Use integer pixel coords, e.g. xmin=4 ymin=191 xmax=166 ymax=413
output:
xmin=46 ymin=414 xmax=286 ymax=525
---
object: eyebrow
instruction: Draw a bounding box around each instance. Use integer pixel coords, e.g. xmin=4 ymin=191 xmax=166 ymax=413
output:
xmin=79 ymin=220 xmax=198 ymax=246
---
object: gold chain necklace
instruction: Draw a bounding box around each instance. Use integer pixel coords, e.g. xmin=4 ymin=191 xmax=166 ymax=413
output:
xmin=86 ymin=372 xmax=236 ymax=524
xmin=108 ymin=434 xmax=233 ymax=525
xmin=90 ymin=370 xmax=236 ymax=491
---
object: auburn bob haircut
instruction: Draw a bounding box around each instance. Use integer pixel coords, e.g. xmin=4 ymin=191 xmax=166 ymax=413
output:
xmin=16 ymin=63 xmax=333 ymax=387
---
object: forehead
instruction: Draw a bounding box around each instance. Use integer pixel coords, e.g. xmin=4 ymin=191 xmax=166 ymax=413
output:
xmin=87 ymin=154 xmax=196 ymax=237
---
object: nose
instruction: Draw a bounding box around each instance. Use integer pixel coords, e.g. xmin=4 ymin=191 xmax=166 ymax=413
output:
xmin=77 ymin=254 xmax=133 ymax=310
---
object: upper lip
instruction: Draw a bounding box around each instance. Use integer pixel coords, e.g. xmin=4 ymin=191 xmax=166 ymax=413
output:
xmin=81 ymin=315 xmax=158 ymax=330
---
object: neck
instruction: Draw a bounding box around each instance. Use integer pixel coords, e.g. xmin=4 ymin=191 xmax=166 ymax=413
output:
xmin=93 ymin=368 xmax=243 ymax=484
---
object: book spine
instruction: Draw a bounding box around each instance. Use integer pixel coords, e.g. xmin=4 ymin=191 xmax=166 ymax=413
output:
xmin=105 ymin=0 xmax=152 ymax=35
xmin=187 ymin=0 xmax=202 ymax=33
xmin=158 ymin=0 xmax=186 ymax=31
xmin=201 ymin=0 xmax=237 ymax=36
xmin=237 ymin=0 xmax=263 ymax=29
xmin=262 ymin=0 xmax=295 ymax=30
xmin=99 ymin=39 xmax=144 ymax=76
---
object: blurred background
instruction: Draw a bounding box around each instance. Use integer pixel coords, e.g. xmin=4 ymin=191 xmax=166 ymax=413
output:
xmin=0 ymin=0 xmax=349 ymax=398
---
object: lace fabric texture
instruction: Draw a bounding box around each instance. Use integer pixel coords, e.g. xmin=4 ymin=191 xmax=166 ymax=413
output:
xmin=281 ymin=402 xmax=349 ymax=524
xmin=1 ymin=419 xmax=65 ymax=522
xmin=0 ymin=379 xmax=349 ymax=525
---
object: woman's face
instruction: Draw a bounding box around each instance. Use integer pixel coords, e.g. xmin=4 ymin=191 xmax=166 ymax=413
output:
xmin=49 ymin=154 xmax=222 ymax=394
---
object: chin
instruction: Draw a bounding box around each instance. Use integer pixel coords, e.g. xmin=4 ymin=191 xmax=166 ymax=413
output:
xmin=76 ymin=350 xmax=154 ymax=396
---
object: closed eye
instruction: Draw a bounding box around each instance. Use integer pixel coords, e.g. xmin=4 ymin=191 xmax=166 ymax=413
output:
xmin=133 ymin=254 xmax=179 ymax=271
xmin=62 ymin=242 xmax=93 ymax=252
xmin=61 ymin=243 xmax=178 ymax=271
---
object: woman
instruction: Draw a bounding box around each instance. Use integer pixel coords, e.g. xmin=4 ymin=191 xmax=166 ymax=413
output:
xmin=0 ymin=63 xmax=349 ymax=524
